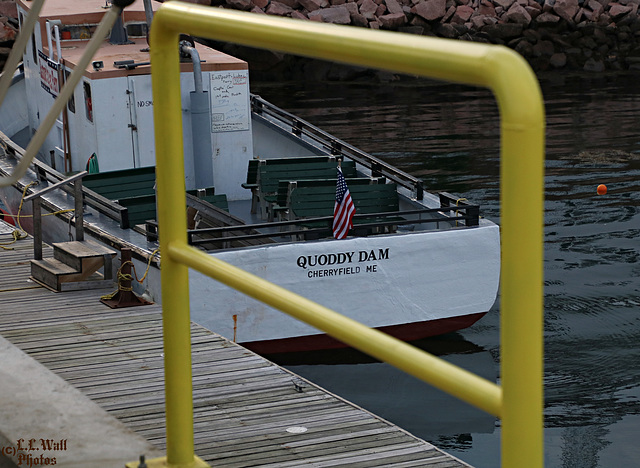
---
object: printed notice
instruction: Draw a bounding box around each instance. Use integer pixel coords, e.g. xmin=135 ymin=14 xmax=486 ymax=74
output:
xmin=38 ymin=50 xmax=59 ymax=98
xmin=210 ymin=71 xmax=250 ymax=132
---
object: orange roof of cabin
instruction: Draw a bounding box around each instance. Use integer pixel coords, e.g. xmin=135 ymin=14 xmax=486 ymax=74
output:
xmin=18 ymin=0 xmax=247 ymax=79
xmin=18 ymin=0 xmax=160 ymax=29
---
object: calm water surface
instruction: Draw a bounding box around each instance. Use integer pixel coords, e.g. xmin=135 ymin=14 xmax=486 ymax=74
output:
xmin=252 ymin=72 xmax=640 ymax=468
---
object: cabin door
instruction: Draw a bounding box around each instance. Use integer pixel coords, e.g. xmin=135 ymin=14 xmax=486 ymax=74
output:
xmin=126 ymin=76 xmax=155 ymax=168
xmin=53 ymin=119 xmax=65 ymax=171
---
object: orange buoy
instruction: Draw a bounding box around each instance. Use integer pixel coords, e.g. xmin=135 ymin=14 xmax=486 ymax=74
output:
xmin=597 ymin=184 xmax=607 ymax=195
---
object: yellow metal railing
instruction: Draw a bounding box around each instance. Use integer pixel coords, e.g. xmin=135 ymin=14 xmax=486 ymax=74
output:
xmin=148 ymin=3 xmax=544 ymax=468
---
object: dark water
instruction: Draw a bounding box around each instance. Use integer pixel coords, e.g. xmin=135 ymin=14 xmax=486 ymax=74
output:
xmin=252 ymin=72 xmax=640 ymax=468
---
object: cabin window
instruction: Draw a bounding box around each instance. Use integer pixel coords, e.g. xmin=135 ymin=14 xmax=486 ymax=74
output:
xmin=83 ymin=82 xmax=93 ymax=122
xmin=125 ymin=22 xmax=148 ymax=38
xmin=59 ymin=25 xmax=95 ymax=40
xmin=31 ymin=32 xmax=37 ymax=63
xmin=66 ymin=70 xmax=75 ymax=114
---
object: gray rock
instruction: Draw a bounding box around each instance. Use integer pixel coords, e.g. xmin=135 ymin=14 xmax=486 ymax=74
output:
xmin=412 ymin=0 xmax=447 ymax=20
xmin=482 ymin=22 xmax=524 ymax=38
xmin=550 ymin=52 xmax=567 ymax=66
xmin=553 ymin=0 xmax=579 ymax=22
xmin=583 ymin=57 xmax=606 ymax=71
xmin=308 ymin=5 xmax=353 ymax=22
xmin=379 ymin=12 xmax=408 ymax=28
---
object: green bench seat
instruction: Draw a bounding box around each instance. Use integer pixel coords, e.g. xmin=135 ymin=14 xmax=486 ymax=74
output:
xmin=242 ymin=156 xmax=339 ymax=189
xmin=256 ymin=160 xmax=356 ymax=220
xmin=83 ymin=166 xmax=156 ymax=200
xmin=186 ymin=187 xmax=228 ymax=211
xmin=287 ymin=181 xmax=402 ymax=237
xmin=118 ymin=192 xmax=228 ymax=228
xmin=196 ymin=194 xmax=229 ymax=212
xmin=273 ymin=177 xmax=385 ymax=220
xmin=242 ymin=156 xmax=355 ymax=218
xmin=117 ymin=194 xmax=157 ymax=227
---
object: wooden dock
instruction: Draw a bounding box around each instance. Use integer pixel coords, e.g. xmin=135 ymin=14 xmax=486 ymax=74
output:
xmin=0 ymin=221 xmax=472 ymax=467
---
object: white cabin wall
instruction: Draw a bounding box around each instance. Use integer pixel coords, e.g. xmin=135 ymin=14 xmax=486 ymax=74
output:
xmin=180 ymin=73 xmax=196 ymax=190
xmin=90 ymin=77 xmax=137 ymax=172
xmin=18 ymin=3 xmax=254 ymax=190
xmin=202 ymin=70 xmax=254 ymax=200
xmin=20 ymin=7 xmax=48 ymax=160
xmin=0 ymin=76 xmax=28 ymax=138
xmin=62 ymin=78 xmax=97 ymax=172
xmin=123 ymin=74 xmax=155 ymax=169
xmin=211 ymin=122 xmax=253 ymax=200
xmin=18 ymin=8 xmax=91 ymax=173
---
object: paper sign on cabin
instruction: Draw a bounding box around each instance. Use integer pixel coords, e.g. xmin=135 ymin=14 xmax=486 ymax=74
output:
xmin=210 ymin=71 xmax=250 ymax=132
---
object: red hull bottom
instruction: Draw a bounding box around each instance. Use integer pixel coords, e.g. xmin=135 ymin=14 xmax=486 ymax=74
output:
xmin=242 ymin=312 xmax=487 ymax=355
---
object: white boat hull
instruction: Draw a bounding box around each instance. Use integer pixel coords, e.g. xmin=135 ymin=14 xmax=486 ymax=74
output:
xmin=189 ymin=225 xmax=500 ymax=352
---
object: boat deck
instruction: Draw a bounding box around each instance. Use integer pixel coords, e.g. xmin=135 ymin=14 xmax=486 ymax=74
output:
xmin=0 ymin=219 xmax=472 ymax=467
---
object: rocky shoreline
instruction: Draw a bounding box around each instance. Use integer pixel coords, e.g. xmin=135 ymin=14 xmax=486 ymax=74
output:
xmin=1 ymin=0 xmax=639 ymax=78
xmin=0 ymin=0 xmax=17 ymax=72
xmin=207 ymin=0 xmax=640 ymax=78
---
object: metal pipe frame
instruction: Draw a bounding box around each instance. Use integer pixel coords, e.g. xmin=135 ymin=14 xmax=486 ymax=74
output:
xmin=150 ymin=3 xmax=544 ymax=467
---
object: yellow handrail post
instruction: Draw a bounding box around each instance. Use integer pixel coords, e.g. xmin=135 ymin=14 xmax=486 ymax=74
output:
xmin=148 ymin=20 xmax=202 ymax=468
xmin=498 ymin=81 xmax=545 ymax=467
xmin=150 ymin=4 xmax=545 ymax=467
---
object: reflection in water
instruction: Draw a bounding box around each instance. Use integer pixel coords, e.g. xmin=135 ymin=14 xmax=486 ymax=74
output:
xmin=266 ymin=335 xmax=497 ymax=450
xmin=253 ymin=72 xmax=640 ymax=468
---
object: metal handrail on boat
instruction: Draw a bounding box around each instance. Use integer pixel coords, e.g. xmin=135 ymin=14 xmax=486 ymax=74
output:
xmin=149 ymin=3 xmax=544 ymax=468
xmin=251 ymin=94 xmax=425 ymax=200
xmin=0 ymin=133 xmax=132 ymax=229
xmin=24 ymin=171 xmax=87 ymax=261
xmin=183 ymin=205 xmax=479 ymax=246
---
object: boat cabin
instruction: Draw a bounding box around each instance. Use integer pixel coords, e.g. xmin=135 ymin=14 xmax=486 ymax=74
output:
xmin=9 ymin=0 xmax=485 ymax=248
xmin=16 ymin=0 xmax=253 ymax=198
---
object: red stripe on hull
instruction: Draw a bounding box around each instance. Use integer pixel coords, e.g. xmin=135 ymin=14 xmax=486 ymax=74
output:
xmin=242 ymin=312 xmax=487 ymax=355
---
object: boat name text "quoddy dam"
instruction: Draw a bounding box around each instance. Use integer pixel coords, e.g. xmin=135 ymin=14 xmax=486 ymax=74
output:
xmin=296 ymin=248 xmax=390 ymax=278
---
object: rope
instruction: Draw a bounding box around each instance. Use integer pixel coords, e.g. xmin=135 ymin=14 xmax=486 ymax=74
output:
xmin=136 ymin=248 xmax=160 ymax=284
xmin=16 ymin=181 xmax=37 ymax=233
xmin=0 ymin=180 xmax=76 ymax=249
xmin=8 ymin=209 xmax=76 ymax=219
xmin=100 ymin=262 xmax=134 ymax=300
xmin=0 ymin=230 xmax=27 ymax=250
xmin=455 ymin=198 xmax=468 ymax=227
xmin=0 ymin=182 xmax=36 ymax=249
xmin=99 ymin=248 xmax=160 ymax=300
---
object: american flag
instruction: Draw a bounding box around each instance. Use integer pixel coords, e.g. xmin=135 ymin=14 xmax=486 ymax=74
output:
xmin=333 ymin=166 xmax=355 ymax=239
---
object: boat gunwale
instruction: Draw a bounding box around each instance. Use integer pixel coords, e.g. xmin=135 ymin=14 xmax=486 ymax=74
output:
xmin=0 ymin=68 xmax=490 ymax=254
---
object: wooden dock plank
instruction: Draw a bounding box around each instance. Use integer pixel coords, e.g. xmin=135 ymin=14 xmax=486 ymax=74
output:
xmin=0 ymin=230 xmax=471 ymax=467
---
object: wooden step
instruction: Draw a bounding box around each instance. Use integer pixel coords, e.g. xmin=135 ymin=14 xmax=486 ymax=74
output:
xmin=53 ymin=240 xmax=117 ymax=268
xmin=52 ymin=240 xmax=117 ymax=279
xmin=30 ymin=258 xmax=114 ymax=292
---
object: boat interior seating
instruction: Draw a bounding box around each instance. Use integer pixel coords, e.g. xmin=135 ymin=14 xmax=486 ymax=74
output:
xmin=84 ymin=166 xmax=228 ymax=227
xmin=84 ymin=166 xmax=157 ymax=200
xmin=242 ymin=155 xmax=342 ymax=193
xmin=286 ymin=180 xmax=402 ymax=239
xmin=272 ymin=177 xmax=386 ymax=221
xmin=116 ymin=193 xmax=229 ymax=227
xmin=243 ymin=156 xmax=357 ymax=220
